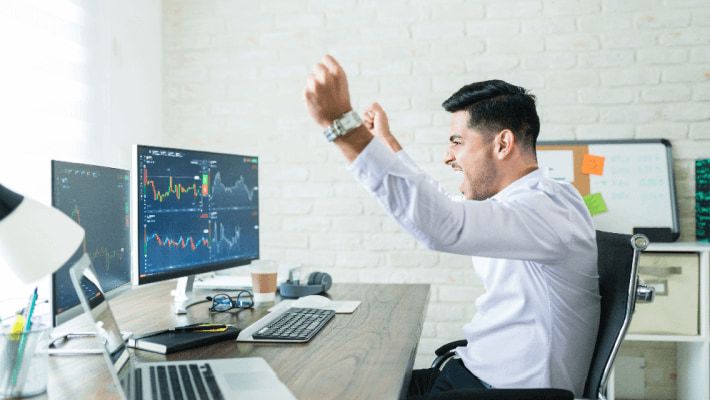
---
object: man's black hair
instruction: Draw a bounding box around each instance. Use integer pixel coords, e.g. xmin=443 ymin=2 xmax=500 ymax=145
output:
xmin=442 ymin=80 xmax=540 ymax=154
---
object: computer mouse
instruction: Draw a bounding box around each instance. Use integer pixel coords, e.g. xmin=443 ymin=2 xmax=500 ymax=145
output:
xmin=294 ymin=295 xmax=331 ymax=308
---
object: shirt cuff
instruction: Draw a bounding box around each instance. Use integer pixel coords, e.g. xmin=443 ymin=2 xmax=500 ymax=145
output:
xmin=348 ymin=138 xmax=399 ymax=191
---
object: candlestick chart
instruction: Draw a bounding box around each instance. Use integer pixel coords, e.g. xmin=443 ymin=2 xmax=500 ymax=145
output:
xmin=137 ymin=146 xmax=259 ymax=282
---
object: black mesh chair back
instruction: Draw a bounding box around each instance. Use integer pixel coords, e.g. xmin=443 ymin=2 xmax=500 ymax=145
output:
xmin=428 ymin=230 xmax=651 ymax=400
xmin=583 ymin=231 xmax=649 ymax=400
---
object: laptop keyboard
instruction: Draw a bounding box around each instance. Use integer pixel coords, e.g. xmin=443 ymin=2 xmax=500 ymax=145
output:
xmin=252 ymin=307 xmax=335 ymax=341
xmin=133 ymin=363 xmax=224 ymax=400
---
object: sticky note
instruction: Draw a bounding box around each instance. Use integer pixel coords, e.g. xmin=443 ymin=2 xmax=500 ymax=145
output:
xmin=581 ymin=154 xmax=605 ymax=176
xmin=584 ymin=193 xmax=608 ymax=216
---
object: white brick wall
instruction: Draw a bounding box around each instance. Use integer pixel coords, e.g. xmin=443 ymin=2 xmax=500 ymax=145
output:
xmin=163 ymin=0 xmax=710 ymax=379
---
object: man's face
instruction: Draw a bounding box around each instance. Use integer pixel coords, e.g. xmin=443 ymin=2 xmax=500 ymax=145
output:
xmin=444 ymin=111 xmax=499 ymax=201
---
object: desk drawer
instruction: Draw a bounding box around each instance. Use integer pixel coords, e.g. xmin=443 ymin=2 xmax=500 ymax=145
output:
xmin=628 ymin=252 xmax=699 ymax=335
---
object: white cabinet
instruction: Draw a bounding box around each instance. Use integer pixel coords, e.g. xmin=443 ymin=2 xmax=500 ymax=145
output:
xmin=609 ymin=242 xmax=710 ymax=400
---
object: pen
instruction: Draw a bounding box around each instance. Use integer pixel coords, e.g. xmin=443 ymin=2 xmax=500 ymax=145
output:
xmin=133 ymin=324 xmax=229 ymax=341
xmin=11 ymin=288 xmax=38 ymax=386
xmin=170 ymin=324 xmax=227 ymax=333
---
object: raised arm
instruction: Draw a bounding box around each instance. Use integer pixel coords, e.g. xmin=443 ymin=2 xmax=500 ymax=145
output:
xmin=303 ymin=55 xmax=373 ymax=163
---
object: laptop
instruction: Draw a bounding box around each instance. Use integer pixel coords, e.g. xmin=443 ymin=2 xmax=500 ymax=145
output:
xmin=69 ymin=254 xmax=296 ymax=400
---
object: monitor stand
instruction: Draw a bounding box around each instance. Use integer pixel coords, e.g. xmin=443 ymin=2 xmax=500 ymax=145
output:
xmin=193 ymin=272 xmax=252 ymax=291
xmin=173 ymin=275 xmax=207 ymax=315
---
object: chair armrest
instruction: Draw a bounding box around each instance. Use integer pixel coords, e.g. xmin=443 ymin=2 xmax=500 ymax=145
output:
xmin=431 ymin=340 xmax=468 ymax=369
xmin=435 ymin=339 xmax=467 ymax=356
xmin=422 ymin=388 xmax=574 ymax=400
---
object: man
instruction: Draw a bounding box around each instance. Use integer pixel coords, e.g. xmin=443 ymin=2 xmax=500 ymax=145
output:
xmin=303 ymin=55 xmax=600 ymax=398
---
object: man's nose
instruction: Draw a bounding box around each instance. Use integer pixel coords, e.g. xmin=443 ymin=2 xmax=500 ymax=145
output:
xmin=443 ymin=149 xmax=455 ymax=166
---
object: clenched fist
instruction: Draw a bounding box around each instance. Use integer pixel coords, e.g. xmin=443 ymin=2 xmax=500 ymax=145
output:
xmin=363 ymin=102 xmax=402 ymax=153
xmin=304 ymin=55 xmax=353 ymax=128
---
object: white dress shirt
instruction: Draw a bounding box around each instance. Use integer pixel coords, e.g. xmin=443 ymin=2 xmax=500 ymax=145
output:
xmin=348 ymin=138 xmax=600 ymax=397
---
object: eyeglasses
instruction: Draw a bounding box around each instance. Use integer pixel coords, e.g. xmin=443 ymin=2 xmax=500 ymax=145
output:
xmin=207 ymin=291 xmax=254 ymax=312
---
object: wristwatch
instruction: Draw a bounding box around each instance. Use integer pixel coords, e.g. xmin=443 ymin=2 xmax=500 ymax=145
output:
xmin=323 ymin=111 xmax=363 ymax=142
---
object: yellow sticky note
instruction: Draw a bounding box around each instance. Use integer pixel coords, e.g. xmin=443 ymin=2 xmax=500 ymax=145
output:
xmin=581 ymin=154 xmax=605 ymax=176
xmin=584 ymin=193 xmax=608 ymax=216
xmin=9 ymin=315 xmax=25 ymax=340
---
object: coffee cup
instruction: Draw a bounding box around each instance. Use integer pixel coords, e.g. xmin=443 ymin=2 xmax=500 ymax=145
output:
xmin=250 ymin=260 xmax=278 ymax=302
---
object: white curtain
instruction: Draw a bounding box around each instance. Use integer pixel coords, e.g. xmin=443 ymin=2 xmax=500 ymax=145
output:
xmin=0 ymin=0 xmax=104 ymax=199
xmin=0 ymin=0 xmax=103 ymax=307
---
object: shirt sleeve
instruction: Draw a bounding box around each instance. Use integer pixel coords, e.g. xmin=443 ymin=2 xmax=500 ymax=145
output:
xmin=348 ymin=139 xmax=574 ymax=265
xmin=396 ymin=149 xmax=462 ymax=201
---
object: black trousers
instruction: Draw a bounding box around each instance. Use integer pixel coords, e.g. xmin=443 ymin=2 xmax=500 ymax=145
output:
xmin=407 ymin=359 xmax=489 ymax=399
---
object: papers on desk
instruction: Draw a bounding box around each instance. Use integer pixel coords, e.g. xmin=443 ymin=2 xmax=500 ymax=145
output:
xmin=268 ymin=296 xmax=361 ymax=314
xmin=193 ymin=266 xmax=291 ymax=290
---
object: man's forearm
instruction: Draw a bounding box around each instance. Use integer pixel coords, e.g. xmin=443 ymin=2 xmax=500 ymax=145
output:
xmin=382 ymin=134 xmax=403 ymax=153
xmin=334 ymin=125 xmax=375 ymax=163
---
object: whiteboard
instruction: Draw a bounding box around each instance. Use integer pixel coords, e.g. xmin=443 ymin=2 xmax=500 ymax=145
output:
xmin=537 ymin=140 xmax=679 ymax=239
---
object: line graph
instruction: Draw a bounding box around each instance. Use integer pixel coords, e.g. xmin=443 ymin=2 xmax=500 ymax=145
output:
xmin=143 ymin=225 xmax=211 ymax=271
xmin=211 ymin=221 xmax=242 ymax=257
xmin=90 ymin=246 xmax=126 ymax=272
xmin=210 ymin=172 xmax=257 ymax=208
xmin=144 ymin=232 xmax=210 ymax=252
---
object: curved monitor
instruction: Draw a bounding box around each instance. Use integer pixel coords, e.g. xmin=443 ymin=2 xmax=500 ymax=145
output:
xmin=51 ymin=160 xmax=132 ymax=326
xmin=132 ymin=145 xmax=259 ymax=285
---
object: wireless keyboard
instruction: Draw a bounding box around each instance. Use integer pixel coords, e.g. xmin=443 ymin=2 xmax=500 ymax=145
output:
xmin=251 ymin=307 xmax=335 ymax=341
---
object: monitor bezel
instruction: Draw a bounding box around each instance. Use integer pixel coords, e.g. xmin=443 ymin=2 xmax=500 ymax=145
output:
xmin=131 ymin=144 xmax=260 ymax=286
xmin=50 ymin=159 xmax=132 ymax=327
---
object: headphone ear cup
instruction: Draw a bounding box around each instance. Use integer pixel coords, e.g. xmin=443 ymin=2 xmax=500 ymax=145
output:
xmin=307 ymin=272 xmax=322 ymax=286
xmin=279 ymin=271 xmax=332 ymax=298
xmin=320 ymin=272 xmax=332 ymax=292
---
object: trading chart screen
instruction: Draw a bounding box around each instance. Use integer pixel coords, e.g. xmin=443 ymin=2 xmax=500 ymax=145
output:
xmin=52 ymin=161 xmax=131 ymax=325
xmin=135 ymin=145 xmax=259 ymax=284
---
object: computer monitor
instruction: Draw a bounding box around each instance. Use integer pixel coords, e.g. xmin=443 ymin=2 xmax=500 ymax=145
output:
xmin=132 ymin=145 xmax=259 ymax=313
xmin=51 ymin=160 xmax=132 ymax=327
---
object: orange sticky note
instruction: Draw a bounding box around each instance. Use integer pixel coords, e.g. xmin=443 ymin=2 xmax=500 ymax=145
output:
xmin=581 ymin=154 xmax=605 ymax=175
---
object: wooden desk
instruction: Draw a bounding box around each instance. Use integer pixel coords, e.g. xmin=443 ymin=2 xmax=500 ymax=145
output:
xmin=46 ymin=282 xmax=430 ymax=399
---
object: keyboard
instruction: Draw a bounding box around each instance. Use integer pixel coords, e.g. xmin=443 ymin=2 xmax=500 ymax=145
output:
xmin=252 ymin=307 xmax=335 ymax=341
xmin=128 ymin=363 xmax=224 ymax=400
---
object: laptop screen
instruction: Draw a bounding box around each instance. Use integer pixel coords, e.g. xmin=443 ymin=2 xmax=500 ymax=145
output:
xmin=69 ymin=255 xmax=133 ymax=389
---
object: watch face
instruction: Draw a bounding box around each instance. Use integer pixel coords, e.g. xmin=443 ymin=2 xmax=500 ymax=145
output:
xmin=341 ymin=112 xmax=362 ymax=130
xmin=324 ymin=111 xmax=362 ymax=142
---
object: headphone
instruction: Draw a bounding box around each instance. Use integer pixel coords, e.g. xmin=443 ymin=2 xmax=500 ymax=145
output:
xmin=278 ymin=271 xmax=332 ymax=298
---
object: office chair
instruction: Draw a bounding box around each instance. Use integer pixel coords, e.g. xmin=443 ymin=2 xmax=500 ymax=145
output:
xmin=426 ymin=231 xmax=653 ymax=400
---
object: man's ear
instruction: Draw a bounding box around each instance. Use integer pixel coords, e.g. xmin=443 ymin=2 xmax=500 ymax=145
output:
xmin=494 ymin=129 xmax=515 ymax=160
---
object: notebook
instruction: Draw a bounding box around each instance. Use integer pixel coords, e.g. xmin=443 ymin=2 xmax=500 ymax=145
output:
xmin=69 ymin=254 xmax=295 ymax=400
xmin=128 ymin=326 xmax=239 ymax=354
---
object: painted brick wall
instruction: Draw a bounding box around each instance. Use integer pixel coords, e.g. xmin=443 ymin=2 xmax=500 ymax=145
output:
xmin=163 ymin=0 xmax=710 ymax=379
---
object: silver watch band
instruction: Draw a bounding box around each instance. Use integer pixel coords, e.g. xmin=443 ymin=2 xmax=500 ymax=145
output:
xmin=323 ymin=111 xmax=363 ymax=142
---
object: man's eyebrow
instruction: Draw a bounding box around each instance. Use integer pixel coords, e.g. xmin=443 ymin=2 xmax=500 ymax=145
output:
xmin=449 ymin=134 xmax=462 ymax=142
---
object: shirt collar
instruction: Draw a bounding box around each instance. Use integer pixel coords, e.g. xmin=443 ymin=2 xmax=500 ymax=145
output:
xmin=491 ymin=168 xmax=542 ymax=200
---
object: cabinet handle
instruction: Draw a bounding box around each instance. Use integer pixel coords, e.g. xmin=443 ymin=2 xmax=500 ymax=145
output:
xmin=635 ymin=282 xmax=655 ymax=303
xmin=638 ymin=266 xmax=682 ymax=277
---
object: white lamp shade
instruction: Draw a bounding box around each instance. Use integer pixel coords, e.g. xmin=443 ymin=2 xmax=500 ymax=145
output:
xmin=0 ymin=197 xmax=85 ymax=283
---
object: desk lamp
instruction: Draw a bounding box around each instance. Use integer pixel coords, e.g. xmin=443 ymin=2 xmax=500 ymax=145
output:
xmin=0 ymin=183 xmax=84 ymax=285
xmin=0 ymin=184 xmax=86 ymax=397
